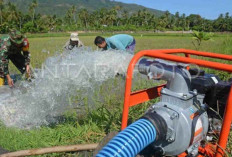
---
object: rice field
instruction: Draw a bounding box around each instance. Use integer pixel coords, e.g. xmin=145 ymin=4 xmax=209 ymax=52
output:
xmin=9 ymin=32 xmax=232 ymax=71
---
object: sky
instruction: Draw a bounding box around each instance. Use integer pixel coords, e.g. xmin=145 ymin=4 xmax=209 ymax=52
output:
xmin=114 ymin=0 xmax=232 ymax=20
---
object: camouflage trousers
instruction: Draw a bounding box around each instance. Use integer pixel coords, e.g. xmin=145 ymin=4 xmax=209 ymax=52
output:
xmin=0 ymin=49 xmax=8 ymax=78
xmin=0 ymin=53 xmax=26 ymax=78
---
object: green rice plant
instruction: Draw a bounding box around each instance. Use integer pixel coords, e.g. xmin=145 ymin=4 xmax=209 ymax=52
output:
xmin=201 ymin=36 xmax=232 ymax=80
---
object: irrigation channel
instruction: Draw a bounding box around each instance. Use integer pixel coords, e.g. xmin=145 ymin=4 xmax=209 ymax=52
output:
xmin=0 ymin=47 xmax=134 ymax=129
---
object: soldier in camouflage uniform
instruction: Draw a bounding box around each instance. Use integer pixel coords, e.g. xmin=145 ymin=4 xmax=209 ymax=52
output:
xmin=0 ymin=29 xmax=31 ymax=87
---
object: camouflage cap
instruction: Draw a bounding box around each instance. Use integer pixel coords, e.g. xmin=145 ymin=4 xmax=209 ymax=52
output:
xmin=9 ymin=29 xmax=24 ymax=44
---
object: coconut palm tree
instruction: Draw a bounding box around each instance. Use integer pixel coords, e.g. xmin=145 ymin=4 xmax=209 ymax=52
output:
xmin=191 ymin=30 xmax=214 ymax=50
xmin=78 ymin=9 xmax=89 ymax=28
xmin=70 ymin=5 xmax=77 ymax=23
xmin=107 ymin=8 xmax=117 ymax=26
xmin=29 ymin=0 xmax=38 ymax=24
xmin=0 ymin=0 xmax=4 ymax=25
xmin=121 ymin=10 xmax=129 ymax=25
xmin=6 ymin=2 xmax=19 ymax=26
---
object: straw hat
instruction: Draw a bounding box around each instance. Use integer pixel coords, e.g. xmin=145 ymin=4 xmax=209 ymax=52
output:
xmin=70 ymin=33 xmax=79 ymax=41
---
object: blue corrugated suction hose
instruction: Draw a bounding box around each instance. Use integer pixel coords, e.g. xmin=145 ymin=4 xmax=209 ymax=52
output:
xmin=96 ymin=118 xmax=157 ymax=157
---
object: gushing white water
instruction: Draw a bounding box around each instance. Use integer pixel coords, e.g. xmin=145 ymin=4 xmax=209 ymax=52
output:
xmin=0 ymin=48 xmax=133 ymax=128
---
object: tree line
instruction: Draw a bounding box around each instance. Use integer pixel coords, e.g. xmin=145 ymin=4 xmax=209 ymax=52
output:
xmin=0 ymin=0 xmax=232 ymax=33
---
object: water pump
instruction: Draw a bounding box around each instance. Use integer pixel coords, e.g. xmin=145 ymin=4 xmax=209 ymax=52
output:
xmin=96 ymin=59 xmax=209 ymax=156
xmin=96 ymin=49 xmax=232 ymax=157
xmin=138 ymin=59 xmax=209 ymax=156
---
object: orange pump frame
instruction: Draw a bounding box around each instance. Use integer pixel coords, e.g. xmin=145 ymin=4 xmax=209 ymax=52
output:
xmin=121 ymin=49 xmax=232 ymax=157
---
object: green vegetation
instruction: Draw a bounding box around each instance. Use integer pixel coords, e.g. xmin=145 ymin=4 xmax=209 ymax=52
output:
xmin=191 ymin=30 xmax=214 ymax=50
xmin=1 ymin=0 xmax=232 ymax=33
xmin=7 ymin=0 xmax=164 ymax=17
xmin=1 ymin=33 xmax=232 ymax=156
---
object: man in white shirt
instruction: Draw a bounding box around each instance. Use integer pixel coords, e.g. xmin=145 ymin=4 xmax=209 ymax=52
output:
xmin=64 ymin=33 xmax=84 ymax=50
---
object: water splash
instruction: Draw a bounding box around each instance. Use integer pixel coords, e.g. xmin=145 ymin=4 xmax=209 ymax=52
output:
xmin=0 ymin=47 xmax=133 ymax=129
